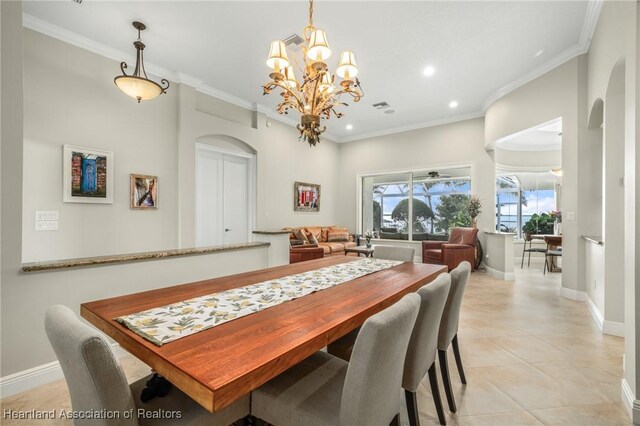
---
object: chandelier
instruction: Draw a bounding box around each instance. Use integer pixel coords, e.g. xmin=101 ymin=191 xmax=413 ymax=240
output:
xmin=114 ymin=21 xmax=170 ymax=103
xmin=263 ymin=0 xmax=363 ymax=146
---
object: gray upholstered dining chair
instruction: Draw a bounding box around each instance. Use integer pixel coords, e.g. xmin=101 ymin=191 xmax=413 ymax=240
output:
xmin=437 ymin=261 xmax=471 ymax=413
xmin=403 ymin=274 xmax=451 ymax=426
xmin=45 ymin=305 xmax=250 ymax=426
xmin=374 ymin=245 xmax=415 ymax=262
xmin=251 ymin=293 xmax=420 ymax=426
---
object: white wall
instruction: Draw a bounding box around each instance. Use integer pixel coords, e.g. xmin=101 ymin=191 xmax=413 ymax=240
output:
xmin=484 ymin=57 xmax=589 ymax=302
xmin=495 ymin=148 xmax=561 ymax=171
xmin=586 ymin=1 xmax=638 ymax=414
xmin=22 ymin=30 xmax=179 ymax=262
xmin=336 ymin=117 xmax=494 ymax=239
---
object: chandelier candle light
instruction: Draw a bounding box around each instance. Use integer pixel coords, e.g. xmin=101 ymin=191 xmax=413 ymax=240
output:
xmin=263 ymin=0 xmax=364 ymax=146
xmin=114 ymin=21 xmax=170 ymax=103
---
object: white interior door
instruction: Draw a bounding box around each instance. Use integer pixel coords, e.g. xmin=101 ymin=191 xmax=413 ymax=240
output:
xmin=196 ymin=146 xmax=252 ymax=246
xmin=223 ymin=155 xmax=248 ymax=244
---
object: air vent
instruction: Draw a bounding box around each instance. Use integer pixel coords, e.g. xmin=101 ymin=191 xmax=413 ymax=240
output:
xmin=283 ymin=34 xmax=305 ymax=49
xmin=372 ymin=101 xmax=391 ymax=110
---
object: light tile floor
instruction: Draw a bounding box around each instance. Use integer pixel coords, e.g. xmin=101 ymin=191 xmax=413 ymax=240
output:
xmin=0 ymin=265 xmax=630 ymax=425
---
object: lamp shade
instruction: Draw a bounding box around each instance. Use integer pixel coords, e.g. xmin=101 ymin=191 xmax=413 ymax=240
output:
xmin=114 ymin=76 xmax=163 ymax=102
xmin=307 ymin=29 xmax=331 ymax=62
xmin=266 ymin=41 xmax=290 ymax=71
xmin=336 ymin=51 xmax=358 ymax=79
xmin=318 ymin=72 xmax=334 ymax=94
xmin=284 ymin=65 xmax=297 ymax=89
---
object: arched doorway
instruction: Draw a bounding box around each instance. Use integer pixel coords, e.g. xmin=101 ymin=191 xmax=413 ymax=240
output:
xmin=602 ymin=59 xmax=626 ymax=335
xmin=195 ymin=135 xmax=256 ymax=246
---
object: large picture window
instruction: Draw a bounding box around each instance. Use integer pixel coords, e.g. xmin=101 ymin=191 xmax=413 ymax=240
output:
xmin=362 ymin=167 xmax=472 ymax=241
xmin=496 ymin=172 xmax=559 ymax=238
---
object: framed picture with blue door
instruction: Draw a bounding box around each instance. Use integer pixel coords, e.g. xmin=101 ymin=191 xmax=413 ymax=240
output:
xmin=63 ymin=145 xmax=114 ymax=203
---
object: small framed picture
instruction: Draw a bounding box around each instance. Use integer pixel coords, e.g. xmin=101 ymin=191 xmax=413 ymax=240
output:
xmin=130 ymin=174 xmax=158 ymax=209
xmin=63 ymin=145 xmax=114 ymax=203
xmin=294 ymin=181 xmax=320 ymax=212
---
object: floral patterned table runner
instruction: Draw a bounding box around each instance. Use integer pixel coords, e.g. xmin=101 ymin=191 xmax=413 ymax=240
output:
xmin=115 ymin=258 xmax=402 ymax=346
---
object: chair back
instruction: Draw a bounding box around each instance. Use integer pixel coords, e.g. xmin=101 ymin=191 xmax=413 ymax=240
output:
xmin=438 ymin=261 xmax=471 ymax=350
xmin=45 ymin=305 xmax=138 ymax=426
xmin=374 ymin=245 xmax=415 ymax=262
xmin=448 ymin=227 xmax=478 ymax=246
xmin=403 ymin=274 xmax=451 ymax=392
xmin=339 ymin=294 xmax=420 ymax=426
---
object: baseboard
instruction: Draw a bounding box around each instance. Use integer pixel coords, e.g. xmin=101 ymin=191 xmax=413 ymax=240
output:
xmin=0 ymin=344 xmax=129 ymax=399
xmin=559 ymin=287 xmax=587 ymax=301
xmin=621 ymin=378 xmax=640 ymax=423
xmin=603 ymin=321 xmax=625 ymax=337
xmin=485 ymin=265 xmax=515 ymax=281
xmin=586 ymin=296 xmax=604 ymax=331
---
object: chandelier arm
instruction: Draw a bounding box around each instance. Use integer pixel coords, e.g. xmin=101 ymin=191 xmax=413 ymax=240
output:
xmin=270 ymin=80 xmax=305 ymax=111
xmin=120 ymin=62 xmax=129 ymax=76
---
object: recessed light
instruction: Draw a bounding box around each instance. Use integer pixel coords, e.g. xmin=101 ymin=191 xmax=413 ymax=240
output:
xmin=346 ymin=124 xmax=353 ymax=130
xmin=449 ymin=101 xmax=458 ymax=109
xmin=423 ymin=66 xmax=436 ymax=77
xmin=535 ymin=50 xmax=544 ymax=57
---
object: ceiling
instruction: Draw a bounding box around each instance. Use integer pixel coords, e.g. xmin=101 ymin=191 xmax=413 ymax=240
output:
xmin=22 ymin=1 xmax=599 ymax=142
xmin=496 ymin=117 xmax=563 ymax=151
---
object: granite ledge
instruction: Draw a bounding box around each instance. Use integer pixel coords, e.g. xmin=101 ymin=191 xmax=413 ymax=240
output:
xmin=252 ymin=230 xmax=290 ymax=235
xmin=21 ymin=242 xmax=270 ymax=273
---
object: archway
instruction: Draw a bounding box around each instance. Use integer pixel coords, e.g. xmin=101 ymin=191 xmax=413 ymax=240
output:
xmin=602 ymin=59 xmax=625 ymax=336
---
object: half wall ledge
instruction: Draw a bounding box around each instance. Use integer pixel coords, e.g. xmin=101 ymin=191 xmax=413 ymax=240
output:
xmin=21 ymin=242 xmax=270 ymax=273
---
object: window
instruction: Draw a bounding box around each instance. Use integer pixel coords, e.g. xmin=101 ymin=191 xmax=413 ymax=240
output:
xmin=496 ymin=173 xmax=559 ymax=237
xmin=362 ymin=167 xmax=472 ymax=241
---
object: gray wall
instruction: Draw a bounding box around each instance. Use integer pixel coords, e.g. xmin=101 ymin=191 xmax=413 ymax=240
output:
xmin=336 ymin=117 xmax=495 ymax=239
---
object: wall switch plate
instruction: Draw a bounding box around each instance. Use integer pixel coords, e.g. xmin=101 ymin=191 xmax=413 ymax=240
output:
xmin=36 ymin=221 xmax=58 ymax=231
xmin=35 ymin=211 xmax=58 ymax=221
xmin=566 ymin=211 xmax=576 ymax=220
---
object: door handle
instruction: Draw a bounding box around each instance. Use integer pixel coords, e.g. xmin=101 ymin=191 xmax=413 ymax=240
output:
xmin=225 ymin=228 xmax=231 ymax=232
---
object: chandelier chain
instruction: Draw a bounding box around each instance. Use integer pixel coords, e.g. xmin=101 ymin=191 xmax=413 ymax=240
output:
xmin=309 ymin=0 xmax=314 ymax=27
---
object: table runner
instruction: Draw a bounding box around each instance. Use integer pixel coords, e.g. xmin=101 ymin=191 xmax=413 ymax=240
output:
xmin=115 ymin=258 xmax=402 ymax=346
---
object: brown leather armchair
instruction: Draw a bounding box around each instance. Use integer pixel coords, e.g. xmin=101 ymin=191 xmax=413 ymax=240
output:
xmin=290 ymin=244 xmax=325 ymax=264
xmin=422 ymin=227 xmax=478 ymax=271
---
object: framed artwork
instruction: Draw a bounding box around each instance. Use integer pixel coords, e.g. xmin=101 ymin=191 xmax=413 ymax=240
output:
xmin=294 ymin=181 xmax=320 ymax=212
xmin=63 ymin=145 xmax=113 ymax=203
xmin=130 ymin=174 xmax=158 ymax=209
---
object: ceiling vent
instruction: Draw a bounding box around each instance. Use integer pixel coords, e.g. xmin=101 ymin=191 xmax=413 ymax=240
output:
xmin=372 ymin=101 xmax=391 ymax=110
xmin=283 ymin=34 xmax=305 ymax=50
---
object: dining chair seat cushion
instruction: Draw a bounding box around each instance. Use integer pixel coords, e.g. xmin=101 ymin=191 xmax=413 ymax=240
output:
xmin=252 ymin=351 xmax=347 ymax=426
xmin=131 ymin=376 xmax=250 ymax=426
xmin=374 ymin=245 xmax=415 ymax=262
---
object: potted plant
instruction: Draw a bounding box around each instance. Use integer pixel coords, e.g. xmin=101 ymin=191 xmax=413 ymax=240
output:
xmin=549 ymin=210 xmax=562 ymax=235
xmin=467 ymin=195 xmax=482 ymax=228
xmin=522 ymin=212 xmax=554 ymax=239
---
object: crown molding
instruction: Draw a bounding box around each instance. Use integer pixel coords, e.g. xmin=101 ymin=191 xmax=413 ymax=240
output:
xmin=482 ymin=0 xmax=602 ymax=112
xmin=338 ymin=111 xmax=485 ymax=143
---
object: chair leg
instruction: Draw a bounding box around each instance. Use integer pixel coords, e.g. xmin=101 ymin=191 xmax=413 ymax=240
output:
xmin=390 ymin=413 xmax=400 ymax=426
xmin=405 ymin=389 xmax=421 ymax=426
xmin=527 ymin=248 xmax=532 ymax=267
xmin=438 ymin=349 xmax=457 ymax=413
xmin=428 ymin=363 xmax=447 ymax=425
xmin=451 ymin=335 xmax=467 ymax=385
xmin=521 ymin=246 xmax=526 ymax=268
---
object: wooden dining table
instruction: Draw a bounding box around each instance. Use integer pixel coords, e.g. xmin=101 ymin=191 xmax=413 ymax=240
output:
xmin=81 ymin=256 xmax=446 ymax=413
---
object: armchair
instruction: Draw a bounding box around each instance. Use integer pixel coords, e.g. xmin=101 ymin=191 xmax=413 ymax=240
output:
xmin=422 ymin=227 xmax=478 ymax=271
xmin=290 ymin=244 xmax=325 ymax=264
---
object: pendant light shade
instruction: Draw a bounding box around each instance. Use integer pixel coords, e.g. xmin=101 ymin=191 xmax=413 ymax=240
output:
xmin=284 ymin=65 xmax=297 ymax=89
xmin=319 ymin=73 xmax=334 ymax=94
xmin=336 ymin=51 xmax=358 ymax=79
xmin=114 ymin=22 xmax=169 ymax=103
xmin=307 ymin=29 xmax=331 ymax=62
xmin=266 ymin=41 xmax=290 ymax=72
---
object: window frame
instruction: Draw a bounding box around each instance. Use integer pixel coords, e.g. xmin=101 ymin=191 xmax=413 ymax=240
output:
xmin=356 ymin=163 xmax=476 ymax=240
